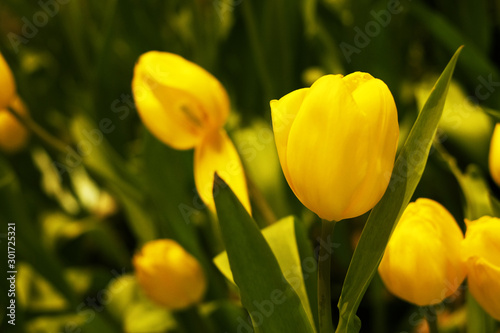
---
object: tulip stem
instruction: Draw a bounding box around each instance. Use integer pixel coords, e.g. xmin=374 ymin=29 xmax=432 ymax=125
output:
xmin=7 ymin=106 xmax=75 ymax=156
xmin=424 ymin=306 xmax=439 ymax=333
xmin=318 ymin=219 xmax=337 ymax=333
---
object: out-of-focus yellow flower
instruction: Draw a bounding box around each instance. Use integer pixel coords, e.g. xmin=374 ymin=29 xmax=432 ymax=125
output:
xmin=0 ymin=52 xmax=16 ymax=110
xmin=462 ymin=216 xmax=500 ymax=320
xmin=489 ymin=124 xmax=500 ymax=186
xmin=133 ymin=239 xmax=206 ymax=310
xmin=271 ymin=72 xmax=399 ymax=221
xmin=132 ymin=51 xmax=250 ymax=213
xmin=378 ymin=198 xmax=466 ymax=306
xmin=0 ymin=96 xmax=30 ymax=153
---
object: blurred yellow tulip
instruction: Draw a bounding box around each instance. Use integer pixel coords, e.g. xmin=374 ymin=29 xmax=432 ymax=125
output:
xmin=462 ymin=216 xmax=500 ymax=320
xmin=489 ymin=123 xmax=500 ymax=186
xmin=0 ymin=96 xmax=30 ymax=153
xmin=271 ymin=72 xmax=399 ymax=221
xmin=132 ymin=51 xmax=250 ymax=213
xmin=378 ymin=198 xmax=466 ymax=306
xmin=0 ymin=52 xmax=16 ymax=110
xmin=133 ymin=239 xmax=206 ymax=310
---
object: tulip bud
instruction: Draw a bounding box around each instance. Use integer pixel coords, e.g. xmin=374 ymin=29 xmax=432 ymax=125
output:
xmin=271 ymin=72 xmax=399 ymax=221
xmin=489 ymin=123 xmax=500 ymax=186
xmin=133 ymin=239 xmax=206 ymax=310
xmin=0 ymin=52 xmax=16 ymax=110
xmin=462 ymin=216 xmax=500 ymax=320
xmin=132 ymin=51 xmax=250 ymax=213
xmin=378 ymin=198 xmax=466 ymax=306
xmin=0 ymin=96 xmax=30 ymax=153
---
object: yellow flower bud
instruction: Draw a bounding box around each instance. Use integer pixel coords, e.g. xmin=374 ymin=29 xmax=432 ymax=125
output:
xmin=132 ymin=51 xmax=251 ymax=214
xmin=489 ymin=123 xmax=500 ymax=186
xmin=132 ymin=51 xmax=230 ymax=150
xmin=133 ymin=239 xmax=206 ymax=310
xmin=0 ymin=96 xmax=30 ymax=153
xmin=462 ymin=216 xmax=500 ymax=320
xmin=0 ymin=52 xmax=16 ymax=110
xmin=271 ymin=72 xmax=399 ymax=221
xmin=378 ymin=198 xmax=466 ymax=306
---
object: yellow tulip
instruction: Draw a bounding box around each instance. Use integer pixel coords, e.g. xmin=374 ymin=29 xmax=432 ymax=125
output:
xmin=489 ymin=123 xmax=500 ymax=186
xmin=0 ymin=96 xmax=30 ymax=153
xmin=133 ymin=239 xmax=206 ymax=310
xmin=271 ymin=72 xmax=399 ymax=221
xmin=0 ymin=52 xmax=16 ymax=110
xmin=132 ymin=51 xmax=250 ymax=213
xmin=462 ymin=216 xmax=500 ymax=320
xmin=378 ymin=198 xmax=466 ymax=306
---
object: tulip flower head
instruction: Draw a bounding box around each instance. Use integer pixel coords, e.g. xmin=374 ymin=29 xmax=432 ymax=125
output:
xmin=462 ymin=216 xmax=500 ymax=320
xmin=271 ymin=72 xmax=399 ymax=221
xmin=0 ymin=96 xmax=30 ymax=153
xmin=378 ymin=198 xmax=466 ymax=306
xmin=133 ymin=239 xmax=206 ymax=310
xmin=489 ymin=123 xmax=500 ymax=186
xmin=132 ymin=51 xmax=250 ymax=213
xmin=0 ymin=52 xmax=16 ymax=110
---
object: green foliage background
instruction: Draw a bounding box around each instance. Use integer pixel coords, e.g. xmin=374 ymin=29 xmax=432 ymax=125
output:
xmin=0 ymin=0 xmax=499 ymax=332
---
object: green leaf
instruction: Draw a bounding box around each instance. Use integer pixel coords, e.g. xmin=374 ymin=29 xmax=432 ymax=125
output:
xmin=213 ymin=174 xmax=316 ymax=333
xmin=335 ymin=46 xmax=463 ymax=333
xmin=214 ymin=215 xmax=318 ymax=330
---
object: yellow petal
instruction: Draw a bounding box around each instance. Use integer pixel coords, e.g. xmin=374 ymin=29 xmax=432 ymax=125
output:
xmin=378 ymin=199 xmax=466 ymax=306
xmin=132 ymin=51 xmax=230 ymax=149
xmin=194 ymin=129 xmax=251 ymax=214
xmin=270 ymin=88 xmax=308 ymax=194
xmin=489 ymin=124 xmax=500 ymax=186
xmin=463 ymin=216 xmax=500 ymax=268
xmin=340 ymin=74 xmax=399 ymax=218
xmin=133 ymin=239 xmax=206 ymax=310
xmin=0 ymin=96 xmax=30 ymax=153
xmin=465 ymin=256 xmax=500 ymax=321
xmin=0 ymin=52 xmax=16 ymax=110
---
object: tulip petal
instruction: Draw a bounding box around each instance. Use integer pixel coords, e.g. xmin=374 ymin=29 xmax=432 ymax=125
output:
xmin=286 ymin=74 xmax=365 ymax=221
xmin=270 ymin=88 xmax=308 ymax=194
xmin=0 ymin=53 xmax=16 ymax=110
xmin=489 ymin=124 xmax=500 ymax=186
xmin=194 ymin=129 xmax=251 ymax=214
xmin=132 ymin=51 xmax=230 ymax=149
xmin=340 ymin=75 xmax=399 ymax=217
xmin=465 ymin=256 xmax=500 ymax=321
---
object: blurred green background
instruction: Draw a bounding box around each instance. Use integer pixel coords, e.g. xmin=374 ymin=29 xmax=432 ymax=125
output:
xmin=0 ymin=0 xmax=499 ymax=332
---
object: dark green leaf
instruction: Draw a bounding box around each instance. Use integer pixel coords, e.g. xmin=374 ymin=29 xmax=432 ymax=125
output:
xmin=214 ymin=174 xmax=316 ymax=333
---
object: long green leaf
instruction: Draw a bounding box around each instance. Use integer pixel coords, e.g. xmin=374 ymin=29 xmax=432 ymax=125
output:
xmin=213 ymin=174 xmax=316 ymax=333
xmin=335 ymin=46 xmax=463 ymax=333
xmin=214 ymin=215 xmax=318 ymax=330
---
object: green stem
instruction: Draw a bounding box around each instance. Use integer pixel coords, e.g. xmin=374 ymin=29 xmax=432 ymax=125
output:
xmin=7 ymin=107 xmax=75 ymax=156
xmin=318 ymin=219 xmax=337 ymax=333
xmin=424 ymin=306 xmax=439 ymax=333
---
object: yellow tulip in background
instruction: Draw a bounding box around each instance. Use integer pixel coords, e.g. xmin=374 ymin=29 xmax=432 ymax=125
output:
xmin=0 ymin=52 xmax=16 ymax=110
xmin=489 ymin=123 xmax=500 ymax=186
xmin=462 ymin=216 xmax=500 ymax=320
xmin=0 ymin=96 xmax=30 ymax=153
xmin=271 ymin=72 xmax=399 ymax=221
xmin=132 ymin=51 xmax=250 ymax=213
xmin=0 ymin=52 xmax=29 ymax=153
xmin=378 ymin=198 xmax=466 ymax=306
xmin=133 ymin=239 xmax=206 ymax=310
